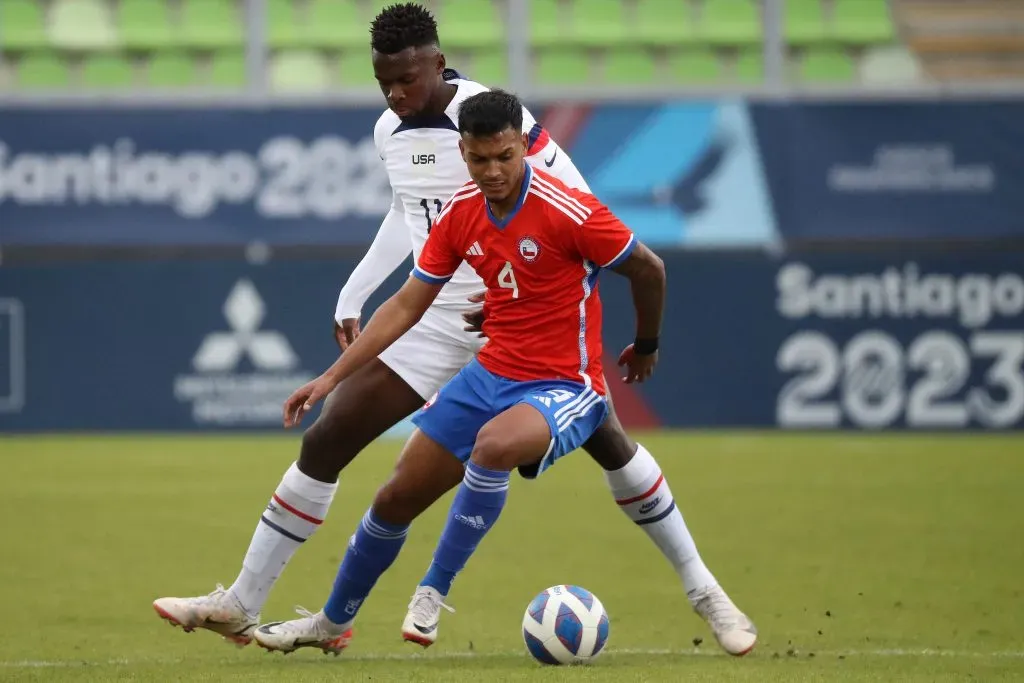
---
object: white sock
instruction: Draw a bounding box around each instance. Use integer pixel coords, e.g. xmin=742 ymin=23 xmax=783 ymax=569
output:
xmin=603 ymin=444 xmax=717 ymax=596
xmin=229 ymin=462 xmax=337 ymax=615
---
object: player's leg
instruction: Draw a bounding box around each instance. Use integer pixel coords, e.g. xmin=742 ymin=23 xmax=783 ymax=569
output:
xmin=251 ymin=429 xmax=467 ymax=654
xmin=153 ymin=315 xmax=461 ymax=644
xmin=151 ymin=359 xmax=423 ymax=644
xmin=582 ymin=400 xmax=757 ymax=656
xmin=403 ymin=377 xmax=607 ymax=647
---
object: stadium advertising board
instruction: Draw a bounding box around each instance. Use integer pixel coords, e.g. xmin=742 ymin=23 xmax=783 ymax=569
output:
xmin=6 ymin=100 xmax=1021 ymax=249
xmin=770 ymin=255 xmax=1024 ymax=429
xmin=751 ymin=101 xmax=1024 ymax=244
xmin=0 ymin=108 xmax=392 ymax=246
xmin=580 ymin=251 xmax=1024 ymax=430
xmin=1 ymin=252 xmax=1021 ymax=432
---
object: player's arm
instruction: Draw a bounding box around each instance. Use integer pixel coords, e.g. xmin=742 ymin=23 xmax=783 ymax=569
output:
xmin=575 ymin=203 xmax=666 ymax=383
xmin=520 ymin=107 xmax=592 ymax=193
xmin=611 ymin=241 xmax=666 ymax=368
xmin=284 ymin=211 xmax=464 ymax=426
xmin=333 ymin=194 xmax=412 ymax=348
xmin=332 ymin=112 xmax=414 ymax=349
xmin=285 ymin=275 xmax=442 ymax=426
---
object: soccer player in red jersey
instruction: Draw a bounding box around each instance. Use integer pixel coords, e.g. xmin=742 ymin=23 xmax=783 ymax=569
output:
xmin=261 ymin=90 xmax=749 ymax=654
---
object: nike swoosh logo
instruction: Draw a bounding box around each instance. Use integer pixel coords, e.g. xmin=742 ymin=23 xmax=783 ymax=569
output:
xmin=544 ymin=151 xmax=557 ymax=167
xmin=414 ymin=623 xmax=438 ymax=634
xmin=292 ymin=637 xmax=327 ymax=647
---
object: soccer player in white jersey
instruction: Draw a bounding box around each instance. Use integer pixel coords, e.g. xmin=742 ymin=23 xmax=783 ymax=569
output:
xmin=153 ymin=2 xmax=756 ymax=657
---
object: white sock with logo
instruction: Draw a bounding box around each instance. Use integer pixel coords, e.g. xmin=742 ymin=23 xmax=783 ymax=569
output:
xmin=228 ymin=462 xmax=338 ymax=615
xmin=603 ymin=444 xmax=717 ymax=596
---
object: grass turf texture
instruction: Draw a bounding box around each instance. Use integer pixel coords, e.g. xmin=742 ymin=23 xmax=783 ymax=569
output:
xmin=1 ymin=432 xmax=1022 ymax=681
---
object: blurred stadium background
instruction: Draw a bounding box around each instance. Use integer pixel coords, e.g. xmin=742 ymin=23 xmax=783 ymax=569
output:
xmin=1 ymin=2 xmax=1023 ymax=681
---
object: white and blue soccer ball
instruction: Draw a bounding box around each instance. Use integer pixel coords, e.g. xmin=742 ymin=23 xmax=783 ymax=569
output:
xmin=521 ymin=585 xmax=609 ymax=665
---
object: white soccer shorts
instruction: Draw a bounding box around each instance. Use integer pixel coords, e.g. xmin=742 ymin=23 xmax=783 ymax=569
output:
xmin=378 ymin=306 xmax=487 ymax=400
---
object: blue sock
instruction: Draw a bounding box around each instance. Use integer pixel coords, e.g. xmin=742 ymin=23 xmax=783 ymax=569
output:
xmin=421 ymin=461 xmax=511 ymax=596
xmin=322 ymin=509 xmax=409 ymax=625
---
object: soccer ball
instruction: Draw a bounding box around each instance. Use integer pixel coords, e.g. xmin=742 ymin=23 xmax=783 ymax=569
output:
xmin=521 ymin=585 xmax=609 ymax=665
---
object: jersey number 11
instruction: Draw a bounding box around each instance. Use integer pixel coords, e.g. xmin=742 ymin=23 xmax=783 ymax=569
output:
xmin=420 ymin=198 xmax=444 ymax=233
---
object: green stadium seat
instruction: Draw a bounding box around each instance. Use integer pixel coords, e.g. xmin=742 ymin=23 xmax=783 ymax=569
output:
xmin=180 ymin=0 xmax=244 ymax=49
xmin=668 ymin=49 xmax=722 ymax=83
xmin=635 ymin=0 xmax=696 ymax=47
xmin=528 ymin=0 xmax=562 ymax=48
xmin=366 ymin=0 xmax=397 ymax=18
xmin=735 ymin=49 xmax=763 ymax=82
xmin=338 ymin=49 xmax=379 ymax=87
xmin=306 ymin=0 xmax=368 ymax=49
xmin=831 ymin=0 xmax=896 ymax=44
xmin=0 ymin=0 xmax=49 ymax=51
xmin=148 ymin=51 xmax=196 ymax=87
xmin=785 ymin=0 xmax=827 ymax=46
xmin=437 ymin=0 xmax=504 ymax=50
xmin=49 ymin=0 xmax=117 ymax=50
xmin=270 ymin=50 xmax=330 ymax=91
xmin=16 ymin=52 xmax=71 ymax=87
xmin=535 ymin=48 xmax=589 ymax=85
xmin=471 ymin=48 xmax=508 ymax=85
xmin=699 ymin=0 xmax=761 ymax=47
xmin=569 ymin=0 xmax=628 ymax=48
xmin=119 ymin=0 xmax=176 ymax=50
xmin=267 ymin=0 xmax=302 ymax=49
xmin=800 ymin=48 xmax=855 ymax=82
xmin=604 ymin=47 xmax=657 ymax=84
xmin=82 ymin=54 xmax=135 ymax=87
xmin=209 ymin=50 xmax=246 ymax=86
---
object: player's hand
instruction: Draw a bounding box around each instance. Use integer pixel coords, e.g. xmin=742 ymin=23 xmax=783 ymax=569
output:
xmin=461 ymin=292 xmax=487 ymax=337
xmin=618 ymin=344 xmax=658 ymax=384
xmin=283 ymin=373 xmax=337 ymax=428
xmin=334 ymin=318 xmax=361 ymax=351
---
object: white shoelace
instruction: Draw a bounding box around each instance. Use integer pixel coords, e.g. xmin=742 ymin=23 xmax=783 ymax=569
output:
xmin=408 ymin=590 xmax=455 ymax=625
xmin=699 ymin=591 xmax=740 ymax=631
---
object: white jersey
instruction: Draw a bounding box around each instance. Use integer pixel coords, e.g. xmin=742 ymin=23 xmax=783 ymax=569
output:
xmin=335 ymin=73 xmax=591 ymax=322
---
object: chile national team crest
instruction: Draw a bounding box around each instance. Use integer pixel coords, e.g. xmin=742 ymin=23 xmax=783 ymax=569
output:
xmin=518 ymin=236 xmax=540 ymax=263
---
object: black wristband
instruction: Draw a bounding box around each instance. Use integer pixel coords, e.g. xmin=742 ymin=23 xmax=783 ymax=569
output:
xmin=634 ymin=337 xmax=659 ymax=355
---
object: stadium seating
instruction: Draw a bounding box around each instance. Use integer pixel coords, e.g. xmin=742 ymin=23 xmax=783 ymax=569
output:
xmin=0 ymin=0 xmax=915 ymax=90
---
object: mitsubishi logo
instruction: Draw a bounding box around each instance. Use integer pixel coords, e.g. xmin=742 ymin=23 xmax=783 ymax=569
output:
xmin=191 ymin=279 xmax=298 ymax=372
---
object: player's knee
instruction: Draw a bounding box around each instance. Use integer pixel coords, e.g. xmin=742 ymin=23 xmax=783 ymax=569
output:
xmin=371 ymin=480 xmax=422 ymax=526
xmin=297 ymin=417 xmax=350 ymax=482
xmin=469 ymin=424 xmax=518 ymax=470
xmin=583 ymin=416 xmax=637 ymax=471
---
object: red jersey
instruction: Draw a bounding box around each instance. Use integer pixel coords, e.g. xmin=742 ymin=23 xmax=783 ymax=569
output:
xmin=413 ymin=165 xmax=636 ymax=396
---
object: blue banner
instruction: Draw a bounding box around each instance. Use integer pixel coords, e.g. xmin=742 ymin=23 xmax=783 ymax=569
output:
xmin=0 ymin=108 xmax=393 ymax=246
xmin=1 ymin=251 xmax=1022 ymax=432
xmin=599 ymin=250 xmax=1024 ymax=429
xmin=561 ymin=102 xmax=779 ymax=247
xmin=4 ymin=100 xmax=1024 ymax=248
xmin=751 ymin=101 xmax=1024 ymax=243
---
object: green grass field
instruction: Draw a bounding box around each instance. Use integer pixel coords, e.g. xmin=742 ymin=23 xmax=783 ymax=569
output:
xmin=2 ymin=432 xmax=1023 ymax=681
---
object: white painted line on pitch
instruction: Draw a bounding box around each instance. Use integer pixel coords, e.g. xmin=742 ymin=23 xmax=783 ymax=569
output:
xmin=3 ymin=647 xmax=1024 ymax=668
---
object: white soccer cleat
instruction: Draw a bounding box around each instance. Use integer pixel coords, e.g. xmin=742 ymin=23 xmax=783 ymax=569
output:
xmin=401 ymin=586 xmax=455 ymax=648
xmin=689 ymin=584 xmax=758 ymax=656
xmin=252 ymin=607 xmax=353 ymax=656
xmin=152 ymin=584 xmax=258 ymax=647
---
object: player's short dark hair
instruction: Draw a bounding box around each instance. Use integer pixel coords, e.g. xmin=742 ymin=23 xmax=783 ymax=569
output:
xmin=458 ymin=90 xmax=523 ymax=138
xmin=370 ymin=3 xmax=440 ymax=54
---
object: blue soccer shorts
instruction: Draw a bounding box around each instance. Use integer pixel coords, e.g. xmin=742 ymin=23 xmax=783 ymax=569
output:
xmin=412 ymin=359 xmax=609 ymax=479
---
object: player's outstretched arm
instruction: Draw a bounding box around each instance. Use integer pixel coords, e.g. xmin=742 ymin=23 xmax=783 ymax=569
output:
xmin=611 ymin=241 xmax=666 ymax=383
xmin=334 ymin=201 xmax=413 ymax=349
xmin=284 ymin=276 xmax=441 ymax=427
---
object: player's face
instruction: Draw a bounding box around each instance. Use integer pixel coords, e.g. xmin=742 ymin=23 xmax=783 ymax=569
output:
xmin=459 ymin=128 xmax=529 ymax=204
xmin=372 ymin=46 xmax=444 ymax=119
